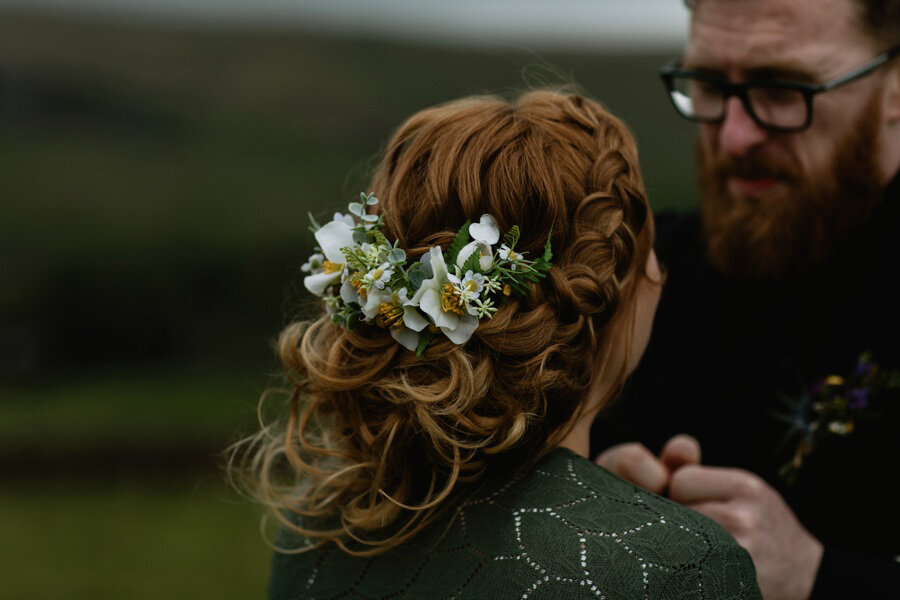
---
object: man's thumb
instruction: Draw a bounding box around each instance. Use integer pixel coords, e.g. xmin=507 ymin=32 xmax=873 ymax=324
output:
xmin=660 ymin=434 xmax=701 ymax=472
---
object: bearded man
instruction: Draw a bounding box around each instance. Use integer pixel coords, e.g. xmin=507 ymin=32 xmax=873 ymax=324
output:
xmin=591 ymin=0 xmax=900 ymax=598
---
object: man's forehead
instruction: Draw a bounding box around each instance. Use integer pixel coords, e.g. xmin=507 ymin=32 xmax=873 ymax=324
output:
xmin=685 ymin=0 xmax=871 ymax=77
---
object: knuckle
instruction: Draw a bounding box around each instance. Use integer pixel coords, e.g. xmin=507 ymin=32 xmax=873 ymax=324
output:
xmin=734 ymin=472 xmax=765 ymax=499
xmin=728 ymin=506 xmax=758 ymax=532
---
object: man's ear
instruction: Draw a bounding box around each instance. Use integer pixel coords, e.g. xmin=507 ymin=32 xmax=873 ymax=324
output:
xmin=885 ymin=64 xmax=900 ymax=123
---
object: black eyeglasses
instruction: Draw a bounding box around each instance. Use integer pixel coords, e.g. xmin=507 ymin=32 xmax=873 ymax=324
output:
xmin=660 ymin=44 xmax=900 ymax=132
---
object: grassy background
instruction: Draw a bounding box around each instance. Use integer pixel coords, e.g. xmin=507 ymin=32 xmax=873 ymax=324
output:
xmin=0 ymin=8 xmax=697 ymax=597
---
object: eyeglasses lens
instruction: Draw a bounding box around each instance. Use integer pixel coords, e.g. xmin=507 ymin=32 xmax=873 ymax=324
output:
xmin=670 ymin=76 xmax=809 ymax=129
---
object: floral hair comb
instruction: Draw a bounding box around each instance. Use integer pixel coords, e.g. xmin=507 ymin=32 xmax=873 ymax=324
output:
xmin=301 ymin=193 xmax=552 ymax=354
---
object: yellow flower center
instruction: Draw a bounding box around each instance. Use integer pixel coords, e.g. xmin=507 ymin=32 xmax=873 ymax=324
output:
xmin=349 ymin=272 xmax=367 ymax=300
xmin=373 ymin=268 xmax=384 ymax=280
xmin=377 ymin=303 xmax=405 ymax=329
xmin=508 ymin=250 xmax=519 ymax=260
xmin=503 ymin=284 xmax=512 ymax=296
xmin=323 ymin=261 xmax=344 ymax=274
xmin=465 ymin=280 xmax=478 ymax=293
xmin=440 ymin=283 xmax=464 ymax=315
xmin=825 ymin=375 xmax=844 ymax=386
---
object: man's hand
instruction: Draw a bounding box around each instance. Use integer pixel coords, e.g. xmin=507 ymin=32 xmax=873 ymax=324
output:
xmin=669 ymin=465 xmax=823 ymax=600
xmin=596 ymin=436 xmax=823 ymax=600
xmin=594 ymin=434 xmax=701 ymax=494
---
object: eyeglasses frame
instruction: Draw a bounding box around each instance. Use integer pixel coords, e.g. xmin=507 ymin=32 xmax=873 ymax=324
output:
xmin=660 ymin=44 xmax=900 ymax=133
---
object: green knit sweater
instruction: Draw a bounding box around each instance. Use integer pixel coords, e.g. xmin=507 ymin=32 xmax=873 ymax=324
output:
xmin=269 ymin=448 xmax=761 ymax=599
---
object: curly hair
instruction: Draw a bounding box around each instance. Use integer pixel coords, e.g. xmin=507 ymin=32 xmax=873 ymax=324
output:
xmin=228 ymin=89 xmax=654 ymax=556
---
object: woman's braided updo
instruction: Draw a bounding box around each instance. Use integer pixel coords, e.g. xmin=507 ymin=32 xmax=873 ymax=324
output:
xmin=230 ymin=89 xmax=654 ymax=555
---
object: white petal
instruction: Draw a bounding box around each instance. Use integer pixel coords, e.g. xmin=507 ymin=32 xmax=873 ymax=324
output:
xmin=411 ymin=247 xmax=448 ymax=307
xmin=478 ymin=246 xmax=493 ymax=271
xmin=402 ymin=306 xmax=429 ymax=332
xmin=362 ymin=288 xmax=390 ymax=319
xmin=340 ymin=278 xmax=357 ymax=304
xmin=469 ymin=214 xmax=500 ymax=244
xmin=390 ymin=327 xmax=420 ymax=352
xmin=433 ymin=305 xmax=459 ymax=330
xmin=441 ymin=313 xmax=479 ymax=344
xmin=333 ymin=212 xmax=356 ymax=227
xmin=418 ymin=288 xmax=443 ymax=324
xmin=455 ymin=241 xmax=479 ymax=269
xmin=314 ymin=220 xmax=356 ymax=263
xmin=429 ymin=246 xmax=449 ymax=281
xmin=304 ymin=271 xmax=341 ymax=296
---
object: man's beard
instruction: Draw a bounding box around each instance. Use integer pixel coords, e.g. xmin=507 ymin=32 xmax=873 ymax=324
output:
xmin=698 ymin=97 xmax=884 ymax=280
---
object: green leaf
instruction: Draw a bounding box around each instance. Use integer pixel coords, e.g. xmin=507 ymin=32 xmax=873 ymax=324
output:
xmin=371 ymin=230 xmax=390 ymax=247
xmin=415 ymin=329 xmax=435 ymax=356
xmin=388 ymin=248 xmax=407 ymax=264
xmin=502 ymin=225 xmax=520 ymax=250
xmin=407 ymin=263 xmax=428 ymax=291
xmin=541 ymin=229 xmax=553 ymax=263
xmin=444 ymin=220 xmax=471 ymax=267
xmin=461 ymin=248 xmax=482 ymax=274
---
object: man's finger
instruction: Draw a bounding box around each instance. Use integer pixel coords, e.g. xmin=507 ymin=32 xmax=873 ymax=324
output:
xmin=595 ymin=442 xmax=668 ymax=494
xmin=669 ymin=465 xmax=765 ymax=504
xmin=660 ymin=434 xmax=701 ymax=472
xmin=684 ymin=500 xmax=753 ymax=541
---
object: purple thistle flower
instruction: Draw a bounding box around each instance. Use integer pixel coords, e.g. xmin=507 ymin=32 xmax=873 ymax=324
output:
xmin=849 ymin=388 xmax=870 ymax=410
xmin=855 ymin=358 xmax=874 ymax=377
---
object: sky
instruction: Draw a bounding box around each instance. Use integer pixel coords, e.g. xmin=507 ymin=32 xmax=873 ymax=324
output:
xmin=1 ymin=0 xmax=691 ymax=49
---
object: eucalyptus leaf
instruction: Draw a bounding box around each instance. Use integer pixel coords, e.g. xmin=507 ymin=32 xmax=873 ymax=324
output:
xmin=407 ymin=263 xmax=427 ymax=290
xmin=365 ymin=194 xmax=379 ymax=206
xmin=348 ymin=202 xmax=365 ymax=216
xmin=361 ymin=214 xmax=379 ymax=222
xmin=388 ymin=248 xmax=407 ymax=264
xmin=352 ymin=230 xmax=367 ymax=244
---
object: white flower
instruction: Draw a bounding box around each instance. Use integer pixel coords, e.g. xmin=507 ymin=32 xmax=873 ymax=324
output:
xmin=365 ymin=264 xmax=394 ymax=290
xmin=483 ymin=275 xmax=503 ymax=294
xmin=456 ymin=240 xmax=493 ymax=271
xmin=333 ymin=212 xmax=356 ymax=228
xmin=301 ymin=253 xmax=325 ymax=274
xmin=456 ymin=271 xmax=487 ymax=316
xmin=382 ymin=288 xmax=429 ymax=351
xmin=303 ymin=219 xmax=356 ymax=296
xmin=456 ymin=214 xmax=500 ymax=271
xmin=346 ymin=263 xmax=395 ymax=318
xmin=410 ymin=247 xmax=479 ymax=345
xmin=469 ymin=214 xmax=500 ymax=244
xmin=499 ymin=244 xmax=527 ymax=270
xmin=460 ymin=271 xmax=485 ymax=296
xmin=360 ymin=285 xmax=391 ymax=320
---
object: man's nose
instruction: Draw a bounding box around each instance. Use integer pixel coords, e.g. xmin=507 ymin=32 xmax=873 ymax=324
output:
xmin=718 ymin=96 xmax=769 ymax=157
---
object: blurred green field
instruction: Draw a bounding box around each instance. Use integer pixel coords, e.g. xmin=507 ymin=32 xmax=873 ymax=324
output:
xmin=0 ymin=480 xmax=270 ymax=600
xmin=0 ymin=8 xmax=698 ymax=597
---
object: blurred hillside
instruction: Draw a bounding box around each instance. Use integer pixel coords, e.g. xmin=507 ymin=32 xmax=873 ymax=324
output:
xmin=0 ymin=8 xmax=696 ymax=383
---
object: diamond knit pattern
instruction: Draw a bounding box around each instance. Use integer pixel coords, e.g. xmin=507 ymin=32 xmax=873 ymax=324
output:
xmin=269 ymin=448 xmax=761 ymax=599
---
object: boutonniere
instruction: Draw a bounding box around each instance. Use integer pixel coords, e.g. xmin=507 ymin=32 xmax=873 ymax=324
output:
xmin=775 ymin=352 xmax=900 ymax=485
